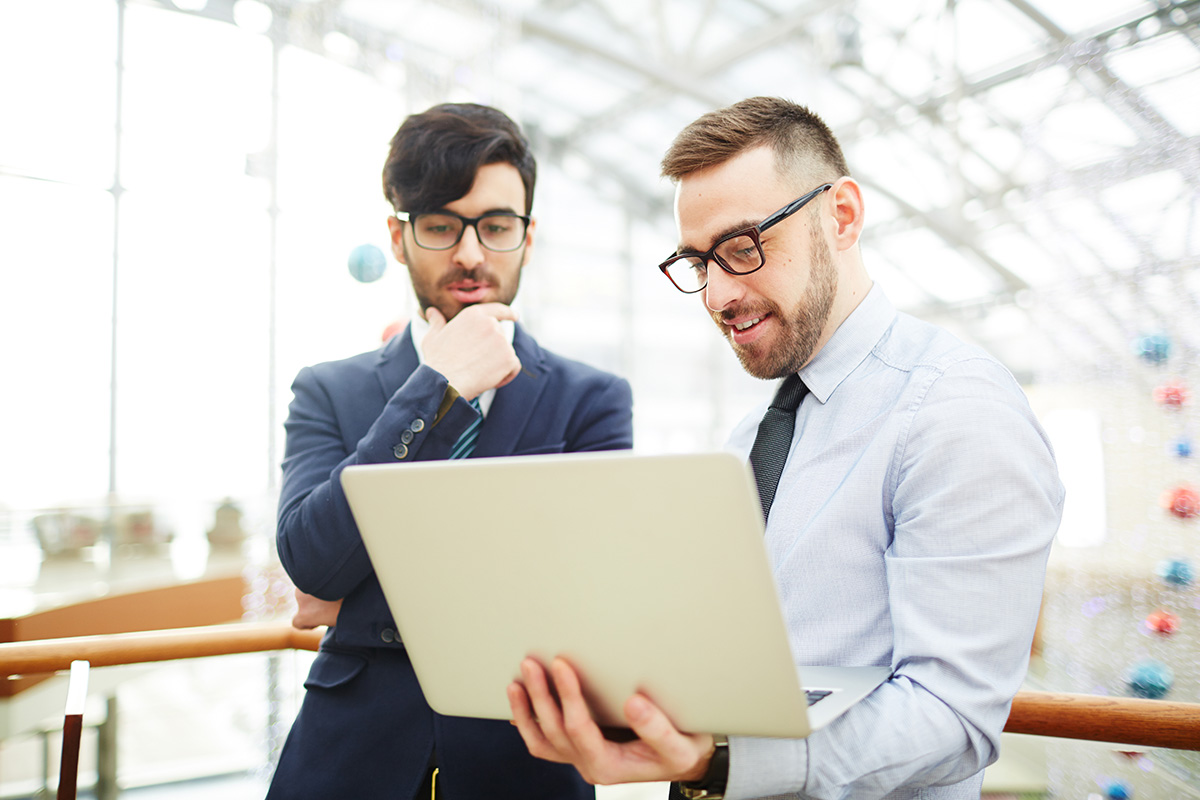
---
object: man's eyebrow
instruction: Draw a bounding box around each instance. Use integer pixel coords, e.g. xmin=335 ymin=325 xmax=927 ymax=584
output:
xmin=433 ymin=206 xmax=522 ymax=216
xmin=677 ymin=219 xmax=759 ymax=255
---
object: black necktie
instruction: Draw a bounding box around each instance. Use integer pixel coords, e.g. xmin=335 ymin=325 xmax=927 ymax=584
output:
xmin=748 ymin=374 xmax=808 ymax=522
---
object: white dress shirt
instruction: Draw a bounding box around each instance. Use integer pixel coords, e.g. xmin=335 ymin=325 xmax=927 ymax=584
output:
xmin=723 ymin=284 xmax=1064 ymax=799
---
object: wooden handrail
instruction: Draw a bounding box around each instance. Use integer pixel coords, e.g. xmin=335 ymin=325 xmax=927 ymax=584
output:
xmin=1006 ymin=690 xmax=1200 ymax=750
xmin=1 ymin=623 xmax=1198 ymax=750
xmin=0 ymin=621 xmax=322 ymax=674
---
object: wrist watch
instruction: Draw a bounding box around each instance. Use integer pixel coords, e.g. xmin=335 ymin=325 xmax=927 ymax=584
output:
xmin=677 ymin=736 xmax=729 ymax=799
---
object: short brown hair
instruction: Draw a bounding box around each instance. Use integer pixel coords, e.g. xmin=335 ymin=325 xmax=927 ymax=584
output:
xmin=382 ymin=103 xmax=537 ymax=215
xmin=661 ymin=97 xmax=849 ymax=186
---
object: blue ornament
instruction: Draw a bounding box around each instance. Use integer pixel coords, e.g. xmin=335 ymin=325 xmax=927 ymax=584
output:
xmin=348 ymin=243 xmax=387 ymax=283
xmin=1157 ymin=557 xmax=1195 ymax=588
xmin=1127 ymin=660 xmax=1173 ymax=699
xmin=1135 ymin=334 xmax=1170 ymax=364
xmin=1106 ymin=779 xmax=1132 ymax=799
xmin=1172 ymin=436 xmax=1193 ymax=458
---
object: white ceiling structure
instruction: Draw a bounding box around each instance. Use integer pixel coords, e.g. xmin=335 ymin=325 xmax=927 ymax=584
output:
xmin=155 ymin=0 xmax=1199 ymax=384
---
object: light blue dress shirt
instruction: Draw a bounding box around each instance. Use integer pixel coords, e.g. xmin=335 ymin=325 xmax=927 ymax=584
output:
xmin=722 ymin=285 xmax=1064 ymax=800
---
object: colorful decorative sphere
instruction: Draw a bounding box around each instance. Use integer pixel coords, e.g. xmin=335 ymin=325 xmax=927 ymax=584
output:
xmin=1135 ymin=334 xmax=1170 ymax=364
xmin=1171 ymin=436 xmax=1193 ymax=458
xmin=1161 ymin=485 xmax=1200 ymax=519
xmin=1106 ymin=780 xmax=1132 ymax=800
xmin=1153 ymin=380 xmax=1189 ymax=407
xmin=1157 ymin=557 xmax=1195 ymax=588
xmin=1145 ymin=609 xmax=1179 ymax=636
xmin=1127 ymin=660 xmax=1173 ymax=699
xmin=348 ymin=243 xmax=387 ymax=283
xmin=381 ymin=318 xmax=407 ymax=342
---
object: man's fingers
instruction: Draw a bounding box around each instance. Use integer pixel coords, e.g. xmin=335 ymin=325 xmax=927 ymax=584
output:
xmin=424 ymin=306 xmax=446 ymax=331
xmin=468 ymin=302 xmax=519 ymax=322
xmin=624 ymin=694 xmax=688 ymax=759
xmin=624 ymin=694 xmax=715 ymax=781
xmin=551 ymin=658 xmax=624 ymax=780
xmin=507 ymin=682 xmax=564 ymax=763
xmin=520 ymin=659 xmax=572 ymax=749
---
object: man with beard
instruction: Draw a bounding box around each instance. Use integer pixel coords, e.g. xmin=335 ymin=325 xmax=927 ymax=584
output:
xmin=508 ymin=97 xmax=1063 ymax=800
xmin=268 ymin=103 xmax=633 ymax=800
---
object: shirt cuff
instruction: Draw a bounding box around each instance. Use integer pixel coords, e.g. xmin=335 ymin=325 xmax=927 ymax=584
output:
xmin=725 ymin=735 xmax=808 ymax=800
xmin=434 ymin=384 xmax=462 ymax=425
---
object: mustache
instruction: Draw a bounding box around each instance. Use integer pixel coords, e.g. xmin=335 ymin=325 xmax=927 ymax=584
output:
xmin=714 ymin=303 xmax=776 ymax=324
xmin=438 ymin=266 xmax=495 ymax=288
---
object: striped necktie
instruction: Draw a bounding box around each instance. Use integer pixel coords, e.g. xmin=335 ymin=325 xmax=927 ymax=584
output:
xmin=449 ymin=398 xmax=483 ymax=460
xmin=747 ymin=374 xmax=808 ymax=522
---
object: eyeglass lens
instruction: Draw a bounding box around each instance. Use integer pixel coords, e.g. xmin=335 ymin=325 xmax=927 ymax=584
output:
xmin=664 ymin=233 xmax=761 ymax=293
xmin=412 ymin=213 xmax=526 ymax=252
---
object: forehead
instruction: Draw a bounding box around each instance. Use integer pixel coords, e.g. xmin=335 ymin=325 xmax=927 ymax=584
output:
xmin=445 ymin=162 xmax=527 ymax=213
xmin=673 ymin=146 xmax=790 ymax=249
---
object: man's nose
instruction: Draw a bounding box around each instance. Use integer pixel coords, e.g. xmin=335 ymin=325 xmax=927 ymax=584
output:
xmin=703 ymin=261 xmax=742 ymax=312
xmin=452 ymin=224 xmax=486 ymax=266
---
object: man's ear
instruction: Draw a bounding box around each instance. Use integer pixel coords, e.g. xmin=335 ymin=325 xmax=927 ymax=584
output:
xmin=829 ymin=177 xmax=865 ymax=252
xmin=387 ymin=215 xmax=407 ymax=265
xmin=520 ymin=217 xmax=537 ymax=267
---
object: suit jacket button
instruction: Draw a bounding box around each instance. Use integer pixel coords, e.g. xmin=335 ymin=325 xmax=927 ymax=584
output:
xmin=381 ymin=628 xmax=396 ymax=643
xmin=401 ymin=429 xmax=414 ymax=444
xmin=393 ymin=443 xmax=408 ymax=459
xmin=410 ymin=419 xmax=425 ymax=432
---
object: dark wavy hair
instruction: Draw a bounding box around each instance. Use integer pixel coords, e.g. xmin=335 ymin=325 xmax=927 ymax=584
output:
xmin=382 ymin=103 xmax=537 ymax=215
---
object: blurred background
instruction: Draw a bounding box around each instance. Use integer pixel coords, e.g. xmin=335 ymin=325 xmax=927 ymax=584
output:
xmin=1 ymin=0 xmax=1197 ymax=797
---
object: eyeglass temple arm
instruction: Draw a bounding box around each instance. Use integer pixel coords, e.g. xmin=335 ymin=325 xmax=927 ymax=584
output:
xmin=758 ymin=183 xmax=834 ymax=234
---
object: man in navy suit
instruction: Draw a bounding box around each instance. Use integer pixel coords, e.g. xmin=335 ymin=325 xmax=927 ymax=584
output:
xmin=267 ymin=103 xmax=633 ymax=800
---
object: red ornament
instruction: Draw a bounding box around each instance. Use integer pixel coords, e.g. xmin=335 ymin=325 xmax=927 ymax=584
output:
xmin=1146 ymin=609 xmax=1179 ymax=636
xmin=381 ymin=318 xmax=408 ymax=342
xmin=1162 ymin=485 xmax=1200 ymax=519
xmin=1154 ymin=380 xmax=1190 ymax=407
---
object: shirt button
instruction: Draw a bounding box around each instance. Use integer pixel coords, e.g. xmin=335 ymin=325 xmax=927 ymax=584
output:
xmin=410 ymin=419 xmax=425 ymax=432
xmin=381 ymin=628 xmax=396 ymax=643
xmin=401 ymin=429 xmax=414 ymax=444
xmin=393 ymin=443 xmax=408 ymax=459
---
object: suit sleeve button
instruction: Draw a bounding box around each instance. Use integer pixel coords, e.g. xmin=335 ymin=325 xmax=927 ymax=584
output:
xmin=392 ymin=443 xmax=409 ymax=459
xmin=381 ymin=628 xmax=396 ymax=643
xmin=401 ymin=429 xmax=414 ymax=444
xmin=410 ymin=419 xmax=425 ymax=432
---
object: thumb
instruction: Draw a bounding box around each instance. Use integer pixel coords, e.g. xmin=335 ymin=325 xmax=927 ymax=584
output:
xmin=424 ymin=306 xmax=446 ymax=332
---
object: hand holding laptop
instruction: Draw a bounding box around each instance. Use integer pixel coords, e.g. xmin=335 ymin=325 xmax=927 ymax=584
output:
xmin=508 ymin=656 xmax=716 ymax=787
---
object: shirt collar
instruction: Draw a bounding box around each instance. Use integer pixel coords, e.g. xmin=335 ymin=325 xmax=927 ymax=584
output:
xmin=798 ymin=283 xmax=895 ymax=404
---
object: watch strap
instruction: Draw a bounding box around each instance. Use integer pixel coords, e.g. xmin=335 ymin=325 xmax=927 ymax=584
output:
xmin=677 ymin=736 xmax=729 ymax=799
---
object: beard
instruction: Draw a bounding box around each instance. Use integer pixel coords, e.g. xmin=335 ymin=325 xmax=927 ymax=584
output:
xmin=712 ymin=228 xmax=838 ymax=380
xmin=403 ymin=241 xmax=524 ymax=321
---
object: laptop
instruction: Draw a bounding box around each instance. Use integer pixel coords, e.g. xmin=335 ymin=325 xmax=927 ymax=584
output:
xmin=340 ymin=450 xmax=890 ymax=738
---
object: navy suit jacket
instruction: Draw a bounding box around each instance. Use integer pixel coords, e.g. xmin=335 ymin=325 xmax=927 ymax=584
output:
xmin=269 ymin=323 xmax=633 ymax=800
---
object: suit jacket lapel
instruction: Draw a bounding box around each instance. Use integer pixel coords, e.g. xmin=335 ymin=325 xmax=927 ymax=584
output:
xmin=374 ymin=325 xmax=420 ymax=400
xmin=474 ymin=323 xmax=549 ymax=457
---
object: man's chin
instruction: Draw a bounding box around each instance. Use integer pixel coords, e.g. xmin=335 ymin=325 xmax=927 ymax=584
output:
xmin=729 ymin=339 xmax=803 ymax=381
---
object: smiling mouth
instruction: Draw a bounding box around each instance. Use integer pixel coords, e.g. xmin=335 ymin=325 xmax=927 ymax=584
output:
xmin=734 ymin=317 xmax=763 ymax=331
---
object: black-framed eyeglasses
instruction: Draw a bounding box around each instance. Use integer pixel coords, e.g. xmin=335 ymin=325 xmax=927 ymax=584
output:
xmin=658 ymin=183 xmax=833 ymax=294
xmin=395 ymin=209 xmax=531 ymax=252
